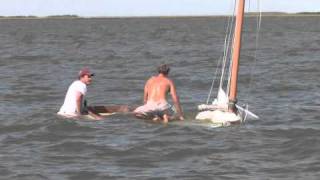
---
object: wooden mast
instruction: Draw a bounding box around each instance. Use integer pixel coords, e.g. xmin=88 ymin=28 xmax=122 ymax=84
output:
xmin=229 ymin=0 xmax=245 ymax=112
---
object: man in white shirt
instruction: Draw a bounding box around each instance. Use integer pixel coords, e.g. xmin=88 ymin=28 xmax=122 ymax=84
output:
xmin=58 ymin=68 xmax=102 ymax=120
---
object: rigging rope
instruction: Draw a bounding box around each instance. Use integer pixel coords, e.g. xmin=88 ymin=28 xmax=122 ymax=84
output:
xmin=241 ymin=0 xmax=262 ymax=122
xmin=206 ymin=0 xmax=262 ymax=107
xmin=221 ymin=1 xmax=236 ymax=92
xmin=206 ymin=0 xmax=237 ymax=104
xmin=245 ymin=0 xmax=262 ymax=102
xmin=206 ymin=15 xmax=233 ymax=104
xmin=225 ymin=2 xmax=237 ymax=98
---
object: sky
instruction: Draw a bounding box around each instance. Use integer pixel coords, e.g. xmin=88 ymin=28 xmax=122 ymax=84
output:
xmin=0 ymin=0 xmax=319 ymax=17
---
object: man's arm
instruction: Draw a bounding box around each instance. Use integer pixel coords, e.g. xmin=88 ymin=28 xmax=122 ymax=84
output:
xmin=75 ymin=91 xmax=83 ymax=115
xmin=75 ymin=91 xmax=102 ymax=120
xmin=143 ymin=79 xmax=150 ymax=104
xmin=87 ymin=108 xmax=103 ymax=120
xmin=169 ymin=81 xmax=184 ymax=120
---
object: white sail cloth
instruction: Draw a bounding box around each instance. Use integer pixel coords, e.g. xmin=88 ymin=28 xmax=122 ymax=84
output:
xmin=198 ymin=88 xmax=229 ymax=111
xmin=196 ymin=88 xmax=241 ymax=124
xmin=196 ymin=88 xmax=258 ymax=124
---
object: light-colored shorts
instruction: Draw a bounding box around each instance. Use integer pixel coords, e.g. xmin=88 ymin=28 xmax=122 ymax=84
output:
xmin=134 ymin=101 xmax=174 ymax=117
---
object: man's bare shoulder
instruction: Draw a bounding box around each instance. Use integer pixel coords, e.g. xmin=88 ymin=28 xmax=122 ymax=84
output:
xmin=147 ymin=75 xmax=173 ymax=85
xmin=147 ymin=76 xmax=156 ymax=82
xmin=164 ymin=77 xmax=174 ymax=84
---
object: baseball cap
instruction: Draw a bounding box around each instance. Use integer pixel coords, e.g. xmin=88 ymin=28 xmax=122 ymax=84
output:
xmin=78 ymin=67 xmax=95 ymax=77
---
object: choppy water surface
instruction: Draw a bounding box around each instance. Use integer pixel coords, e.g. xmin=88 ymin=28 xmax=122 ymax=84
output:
xmin=0 ymin=16 xmax=319 ymax=179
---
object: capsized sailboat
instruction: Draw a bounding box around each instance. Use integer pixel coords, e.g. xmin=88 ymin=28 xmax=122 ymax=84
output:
xmin=196 ymin=0 xmax=259 ymax=125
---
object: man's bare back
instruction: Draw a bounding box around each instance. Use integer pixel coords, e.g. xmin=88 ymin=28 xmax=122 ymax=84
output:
xmin=134 ymin=64 xmax=184 ymax=123
xmin=144 ymin=75 xmax=171 ymax=103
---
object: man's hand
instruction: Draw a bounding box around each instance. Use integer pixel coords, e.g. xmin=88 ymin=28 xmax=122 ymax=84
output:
xmin=92 ymin=114 xmax=103 ymax=120
xmin=94 ymin=115 xmax=103 ymax=120
xmin=88 ymin=111 xmax=103 ymax=120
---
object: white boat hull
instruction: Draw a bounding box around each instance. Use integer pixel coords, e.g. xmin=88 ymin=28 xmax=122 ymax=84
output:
xmin=195 ymin=110 xmax=241 ymax=126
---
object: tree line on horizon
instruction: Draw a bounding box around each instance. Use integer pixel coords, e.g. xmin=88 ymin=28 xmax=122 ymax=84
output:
xmin=0 ymin=15 xmax=79 ymax=18
xmin=1 ymin=12 xmax=320 ymax=18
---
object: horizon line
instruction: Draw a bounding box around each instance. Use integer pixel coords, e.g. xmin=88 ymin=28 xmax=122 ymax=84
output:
xmin=1 ymin=11 xmax=320 ymax=18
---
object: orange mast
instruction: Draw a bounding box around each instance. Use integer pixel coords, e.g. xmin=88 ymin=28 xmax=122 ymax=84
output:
xmin=229 ymin=0 xmax=245 ymax=112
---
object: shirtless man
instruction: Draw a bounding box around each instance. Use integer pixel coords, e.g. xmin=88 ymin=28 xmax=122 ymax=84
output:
xmin=134 ymin=64 xmax=184 ymax=123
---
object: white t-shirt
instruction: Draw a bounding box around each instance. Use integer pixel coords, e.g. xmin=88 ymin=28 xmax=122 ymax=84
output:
xmin=58 ymin=80 xmax=87 ymax=116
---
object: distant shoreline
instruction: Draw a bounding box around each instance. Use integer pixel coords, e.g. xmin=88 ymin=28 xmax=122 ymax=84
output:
xmin=0 ymin=12 xmax=319 ymax=19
